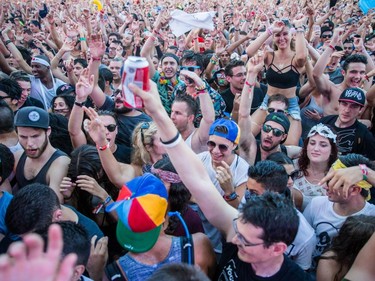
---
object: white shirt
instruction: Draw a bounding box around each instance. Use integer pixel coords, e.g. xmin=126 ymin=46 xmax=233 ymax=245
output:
xmin=198 ymin=151 xmax=249 ymax=195
xmin=286 ymin=210 xmax=316 ymax=270
xmin=303 ymin=196 xmax=375 ymax=266
xmin=29 ymin=75 xmax=66 ymax=109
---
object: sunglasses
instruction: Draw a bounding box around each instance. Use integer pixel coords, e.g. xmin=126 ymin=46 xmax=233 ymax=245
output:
xmin=140 ymin=122 xmax=150 ymax=143
xmin=104 ymin=124 xmax=117 ymax=132
xmin=262 ymin=124 xmax=285 ymax=137
xmin=207 ymin=140 xmax=229 ymax=153
xmin=0 ymin=96 xmax=12 ymax=100
xmin=180 ymin=65 xmax=201 ymax=72
xmin=321 ymin=34 xmax=332 ymax=39
xmin=267 ymin=108 xmax=287 ymax=114
xmin=288 ymin=170 xmax=299 ymax=181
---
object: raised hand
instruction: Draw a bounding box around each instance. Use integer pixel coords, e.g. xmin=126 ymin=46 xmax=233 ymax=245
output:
xmin=353 ymin=37 xmax=366 ymax=53
xmin=247 ymin=51 xmax=264 ymax=74
xmin=83 ymin=106 xmax=107 ymax=146
xmin=0 ymin=224 xmax=77 ymax=281
xmin=293 ymin=14 xmax=307 ymax=28
xmin=331 ymin=27 xmax=344 ymax=46
xmin=270 ymin=20 xmax=285 ymax=34
xmin=180 ymin=69 xmax=205 ymax=88
xmin=86 ymin=236 xmax=108 ymax=281
xmin=64 ymin=59 xmax=74 ymax=74
xmin=128 ymin=80 xmax=164 ymax=116
xmin=66 ymin=22 xmax=79 ymax=38
xmin=75 ymin=68 xmax=94 ymax=101
xmin=46 ymin=13 xmax=55 ymax=25
xmin=88 ymin=34 xmax=106 ymax=59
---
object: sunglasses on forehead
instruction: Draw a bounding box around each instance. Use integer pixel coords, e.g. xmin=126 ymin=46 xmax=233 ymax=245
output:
xmin=104 ymin=124 xmax=117 ymax=132
xmin=140 ymin=122 xmax=150 ymax=143
xmin=207 ymin=140 xmax=229 ymax=153
xmin=262 ymin=124 xmax=285 ymax=137
xmin=267 ymin=108 xmax=287 ymax=114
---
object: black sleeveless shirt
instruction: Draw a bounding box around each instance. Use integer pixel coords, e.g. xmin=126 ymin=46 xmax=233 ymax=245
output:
xmin=16 ymin=149 xmax=67 ymax=189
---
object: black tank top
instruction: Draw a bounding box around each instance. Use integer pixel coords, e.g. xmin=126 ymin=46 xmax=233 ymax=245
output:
xmin=255 ymin=140 xmax=287 ymax=165
xmin=16 ymin=149 xmax=67 ymax=189
xmin=265 ymin=52 xmax=300 ymax=89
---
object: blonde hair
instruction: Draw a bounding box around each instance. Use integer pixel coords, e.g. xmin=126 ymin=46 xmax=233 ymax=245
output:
xmin=132 ymin=121 xmax=158 ymax=166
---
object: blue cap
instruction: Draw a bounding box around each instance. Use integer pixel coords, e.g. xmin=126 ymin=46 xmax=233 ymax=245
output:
xmin=209 ymin=118 xmax=240 ymax=144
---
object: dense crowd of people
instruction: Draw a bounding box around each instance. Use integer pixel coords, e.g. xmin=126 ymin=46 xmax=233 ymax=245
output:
xmin=1 ymin=0 xmax=375 ymax=280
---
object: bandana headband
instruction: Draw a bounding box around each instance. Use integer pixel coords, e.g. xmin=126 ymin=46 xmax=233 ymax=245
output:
xmin=32 ymin=57 xmax=50 ymax=67
xmin=332 ymin=159 xmax=372 ymax=200
xmin=151 ymin=166 xmax=182 ymax=184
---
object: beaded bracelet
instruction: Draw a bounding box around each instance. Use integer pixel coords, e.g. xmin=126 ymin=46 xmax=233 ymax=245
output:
xmin=93 ymin=195 xmax=112 ymax=214
xmin=195 ymin=85 xmax=207 ymax=92
xmin=79 ymin=37 xmax=86 ymax=41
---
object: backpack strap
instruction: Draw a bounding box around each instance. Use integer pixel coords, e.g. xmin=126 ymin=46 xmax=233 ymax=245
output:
xmin=180 ymin=236 xmax=195 ymax=265
xmin=104 ymin=260 xmax=128 ymax=281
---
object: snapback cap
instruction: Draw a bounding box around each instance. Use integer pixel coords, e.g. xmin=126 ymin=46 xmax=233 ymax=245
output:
xmin=208 ymin=118 xmax=240 ymax=144
xmin=338 ymin=88 xmax=365 ymax=107
xmin=264 ymin=112 xmax=290 ymax=133
xmin=14 ymin=106 xmax=49 ymax=129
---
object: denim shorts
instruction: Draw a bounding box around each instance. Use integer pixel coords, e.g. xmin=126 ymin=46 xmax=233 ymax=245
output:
xmin=260 ymin=94 xmax=301 ymax=121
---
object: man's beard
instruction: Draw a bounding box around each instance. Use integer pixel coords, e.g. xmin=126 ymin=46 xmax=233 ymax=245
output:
xmin=114 ymin=106 xmax=133 ymax=114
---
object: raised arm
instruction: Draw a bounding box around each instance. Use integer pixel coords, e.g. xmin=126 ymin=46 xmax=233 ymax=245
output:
xmin=87 ymin=35 xmax=107 ymax=108
xmin=246 ymin=21 xmax=283 ymax=58
xmin=365 ymin=68 xmax=375 ymax=107
xmin=312 ymin=28 xmax=343 ymax=97
xmin=238 ymin=55 xmax=262 ymax=165
xmin=83 ymin=107 xmax=136 ymax=189
xmin=69 ymin=69 xmax=93 ymax=148
xmin=127 ymin=81 xmax=238 ymax=241
xmin=140 ymin=36 xmax=157 ymax=79
xmin=293 ymin=15 xmax=308 ymax=68
xmin=353 ymin=37 xmax=374 ymax=91
xmin=182 ymin=70 xmax=215 ymax=154
xmin=2 ymin=24 xmax=32 ymax=74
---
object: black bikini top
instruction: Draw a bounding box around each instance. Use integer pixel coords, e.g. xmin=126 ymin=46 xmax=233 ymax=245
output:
xmin=265 ymin=53 xmax=300 ymax=89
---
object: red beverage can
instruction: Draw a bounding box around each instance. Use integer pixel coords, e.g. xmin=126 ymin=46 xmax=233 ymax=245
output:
xmin=121 ymin=56 xmax=149 ymax=108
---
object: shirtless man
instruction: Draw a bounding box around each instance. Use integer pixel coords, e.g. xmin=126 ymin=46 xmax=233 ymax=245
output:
xmin=312 ymin=28 xmax=374 ymax=116
xmin=13 ymin=106 xmax=70 ymax=202
xmin=170 ymin=70 xmax=215 ymax=154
